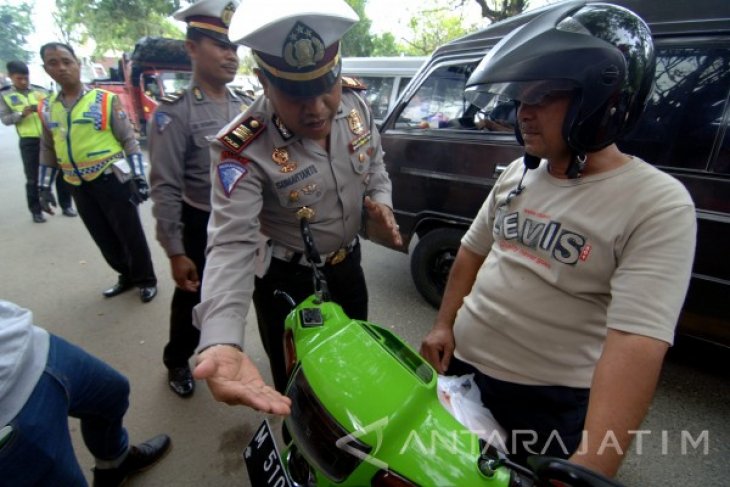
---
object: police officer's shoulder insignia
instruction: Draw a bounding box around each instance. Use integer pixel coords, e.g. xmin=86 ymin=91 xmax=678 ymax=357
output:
xmin=0 ymin=85 xmax=10 ymax=92
xmin=217 ymin=151 xmax=251 ymax=197
xmin=232 ymin=87 xmax=256 ymax=105
xmin=341 ymin=76 xmax=367 ymax=91
xmin=219 ymin=116 xmax=265 ymax=153
xmin=272 ymin=114 xmax=294 ymax=141
xmin=155 ymin=111 xmax=173 ymax=134
xmin=160 ymin=90 xmax=184 ymax=104
xmin=193 ymin=87 xmax=204 ymax=101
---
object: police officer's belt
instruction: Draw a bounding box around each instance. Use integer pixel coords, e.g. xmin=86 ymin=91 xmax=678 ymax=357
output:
xmin=271 ymin=237 xmax=358 ymax=267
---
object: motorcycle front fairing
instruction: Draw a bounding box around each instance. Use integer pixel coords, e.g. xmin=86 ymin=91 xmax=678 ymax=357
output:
xmin=281 ymin=296 xmax=514 ymax=487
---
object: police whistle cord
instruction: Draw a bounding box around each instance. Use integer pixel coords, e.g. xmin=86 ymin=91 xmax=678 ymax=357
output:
xmin=299 ymin=217 xmax=331 ymax=302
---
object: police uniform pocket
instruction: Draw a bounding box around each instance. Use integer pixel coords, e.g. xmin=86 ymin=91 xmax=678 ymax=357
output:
xmin=192 ymin=133 xmax=214 ymax=149
xmin=273 ymin=164 xmax=325 ymax=208
xmin=350 ymin=149 xmax=372 ymax=175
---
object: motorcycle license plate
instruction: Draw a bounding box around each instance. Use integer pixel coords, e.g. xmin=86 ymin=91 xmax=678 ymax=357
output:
xmin=243 ymin=419 xmax=292 ymax=487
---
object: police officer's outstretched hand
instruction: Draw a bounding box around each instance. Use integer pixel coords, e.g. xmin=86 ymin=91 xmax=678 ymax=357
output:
xmin=170 ymin=255 xmax=200 ymax=292
xmin=194 ymin=345 xmax=292 ymax=415
xmin=39 ymin=187 xmax=57 ymax=215
xmin=129 ymin=176 xmax=150 ymax=205
xmin=363 ymin=196 xmax=403 ymax=249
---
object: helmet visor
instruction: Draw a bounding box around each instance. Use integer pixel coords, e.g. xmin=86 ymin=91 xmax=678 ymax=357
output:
xmin=465 ymin=79 xmax=578 ymax=108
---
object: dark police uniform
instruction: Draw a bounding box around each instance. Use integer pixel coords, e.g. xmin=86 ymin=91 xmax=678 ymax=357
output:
xmin=0 ymin=83 xmax=73 ymax=219
xmin=39 ymin=88 xmax=156 ymax=293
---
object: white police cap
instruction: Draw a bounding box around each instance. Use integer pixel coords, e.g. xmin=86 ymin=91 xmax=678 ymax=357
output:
xmin=173 ymin=0 xmax=240 ymax=44
xmin=228 ymin=0 xmax=359 ymax=54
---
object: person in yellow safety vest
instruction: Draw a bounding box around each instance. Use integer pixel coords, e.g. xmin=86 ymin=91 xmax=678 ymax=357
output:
xmin=38 ymin=42 xmax=158 ymax=303
xmin=0 ymin=60 xmax=76 ymax=223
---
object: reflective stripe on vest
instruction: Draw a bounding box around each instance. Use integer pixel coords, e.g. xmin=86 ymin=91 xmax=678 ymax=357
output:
xmin=42 ymin=89 xmax=124 ymax=186
xmin=2 ymin=90 xmax=44 ymax=138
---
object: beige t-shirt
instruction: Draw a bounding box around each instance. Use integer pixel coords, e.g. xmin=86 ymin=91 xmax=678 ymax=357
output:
xmin=454 ymin=157 xmax=696 ymax=388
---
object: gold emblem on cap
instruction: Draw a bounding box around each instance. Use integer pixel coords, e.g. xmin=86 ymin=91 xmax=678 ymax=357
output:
xmin=296 ymin=206 xmax=316 ymax=220
xmin=221 ymin=3 xmax=235 ymax=27
xmin=348 ymin=109 xmax=364 ymax=135
xmin=272 ymin=148 xmax=289 ymax=165
xmin=289 ymin=190 xmax=300 ymax=202
xmin=283 ymin=22 xmax=325 ymax=68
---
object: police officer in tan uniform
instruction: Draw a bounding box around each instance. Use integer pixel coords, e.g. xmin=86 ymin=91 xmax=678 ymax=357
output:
xmin=192 ymin=0 xmax=402 ymax=413
xmin=149 ymin=0 xmax=253 ymax=398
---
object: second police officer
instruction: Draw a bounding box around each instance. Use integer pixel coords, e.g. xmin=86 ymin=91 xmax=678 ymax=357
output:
xmin=149 ymin=0 xmax=254 ymax=398
xmin=193 ymin=0 xmax=402 ymax=412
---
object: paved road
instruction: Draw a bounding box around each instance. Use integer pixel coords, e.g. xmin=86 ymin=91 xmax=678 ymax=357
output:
xmin=0 ymin=123 xmax=728 ymax=486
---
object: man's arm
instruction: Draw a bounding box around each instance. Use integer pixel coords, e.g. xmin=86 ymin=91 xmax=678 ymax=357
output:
xmin=420 ymin=245 xmax=485 ymax=373
xmin=148 ymin=107 xmax=196 ymax=289
xmin=0 ymin=94 xmax=25 ymax=126
xmin=569 ymin=329 xmax=668 ymax=477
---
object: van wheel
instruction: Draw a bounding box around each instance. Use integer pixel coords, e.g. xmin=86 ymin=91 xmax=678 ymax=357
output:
xmin=410 ymin=228 xmax=465 ymax=309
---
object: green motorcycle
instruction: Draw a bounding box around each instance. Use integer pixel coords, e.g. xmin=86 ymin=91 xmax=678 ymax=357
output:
xmin=244 ymin=216 xmax=624 ymax=487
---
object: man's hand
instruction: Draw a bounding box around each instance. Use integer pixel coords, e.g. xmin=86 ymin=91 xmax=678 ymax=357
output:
xmin=420 ymin=325 xmax=455 ymax=374
xmin=129 ymin=176 xmax=150 ymax=205
xmin=193 ymin=345 xmax=292 ymax=415
xmin=363 ymin=196 xmax=403 ymax=248
xmin=170 ymin=255 xmax=200 ymax=292
xmin=39 ymin=187 xmax=57 ymax=215
xmin=22 ymin=105 xmax=37 ymax=117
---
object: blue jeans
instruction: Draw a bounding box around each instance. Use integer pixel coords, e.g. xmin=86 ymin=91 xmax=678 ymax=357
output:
xmin=0 ymin=334 xmax=130 ymax=486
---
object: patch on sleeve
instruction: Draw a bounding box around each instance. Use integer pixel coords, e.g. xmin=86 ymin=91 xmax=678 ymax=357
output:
xmin=217 ymin=156 xmax=250 ymax=197
xmin=219 ymin=116 xmax=265 ymax=153
xmin=155 ymin=111 xmax=172 ymax=133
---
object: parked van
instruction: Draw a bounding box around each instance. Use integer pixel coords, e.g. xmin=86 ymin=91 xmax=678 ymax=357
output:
xmin=381 ymin=0 xmax=730 ymax=346
xmin=342 ymin=56 xmax=427 ymax=124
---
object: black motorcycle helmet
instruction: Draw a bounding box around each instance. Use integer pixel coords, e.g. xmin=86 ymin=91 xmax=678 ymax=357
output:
xmin=465 ymin=1 xmax=655 ymax=176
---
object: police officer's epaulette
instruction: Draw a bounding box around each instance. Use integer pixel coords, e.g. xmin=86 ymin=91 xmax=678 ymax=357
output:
xmin=219 ymin=115 xmax=265 ymax=153
xmin=341 ymin=76 xmax=367 ymax=91
xmin=0 ymin=85 xmax=11 ymax=92
xmin=30 ymin=84 xmax=47 ymax=91
xmin=232 ymin=87 xmax=256 ymax=104
xmin=160 ymin=90 xmax=185 ymax=104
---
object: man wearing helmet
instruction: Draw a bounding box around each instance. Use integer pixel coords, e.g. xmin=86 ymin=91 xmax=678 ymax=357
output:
xmin=421 ymin=1 xmax=696 ymax=477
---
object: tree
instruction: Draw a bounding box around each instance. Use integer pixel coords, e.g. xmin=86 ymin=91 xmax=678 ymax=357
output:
xmin=342 ymin=0 xmax=374 ymax=56
xmin=371 ymin=33 xmax=400 ymax=57
xmin=401 ymin=1 xmax=481 ymax=56
xmin=469 ymin=0 xmax=531 ymax=22
xmin=0 ymin=2 xmax=33 ymax=66
xmin=54 ymin=0 xmax=183 ymax=56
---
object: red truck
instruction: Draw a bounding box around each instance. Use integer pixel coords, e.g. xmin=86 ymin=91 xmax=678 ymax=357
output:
xmin=91 ymin=36 xmax=192 ymax=136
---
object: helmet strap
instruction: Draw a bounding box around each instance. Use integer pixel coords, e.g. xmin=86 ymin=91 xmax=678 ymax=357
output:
xmin=565 ymin=152 xmax=586 ymax=179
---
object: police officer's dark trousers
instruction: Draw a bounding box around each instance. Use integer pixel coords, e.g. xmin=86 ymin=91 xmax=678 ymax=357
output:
xmin=68 ymin=172 xmax=156 ymax=287
xmin=19 ymin=137 xmax=71 ymax=214
xmin=163 ymin=203 xmax=207 ymax=369
xmin=253 ymin=242 xmax=368 ymax=392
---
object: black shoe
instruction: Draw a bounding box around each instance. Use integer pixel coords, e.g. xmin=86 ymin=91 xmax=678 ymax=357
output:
xmin=92 ymin=434 xmax=171 ymax=487
xmin=32 ymin=213 xmax=46 ymax=223
xmin=62 ymin=207 xmax=78 ymax=217
xmin=139 ymin=286 xmax=157 ymax=303
xmin=102 ymin=280 xmax=133 ymax=298
xmin=168 ymin=366 xmax=195 ymax=397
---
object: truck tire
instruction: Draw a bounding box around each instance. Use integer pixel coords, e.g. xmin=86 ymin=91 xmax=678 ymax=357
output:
xmin=410 ymin=228 xmax=465 ymax=309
